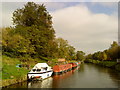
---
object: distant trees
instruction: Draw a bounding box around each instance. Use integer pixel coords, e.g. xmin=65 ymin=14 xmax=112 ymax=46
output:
xmin=76 ymin=51 xmax=85 ymax=61
xmin=107 ymin=41 xmax=119 ymax=60
xmin=67 ymin=45 xmax=76 ymax=60
xmin=55 ymin=38 xmax=69 ymax=58
xmin=85 ymin=41 xmax=120 ymax=61
xmin=55 ymin=38 xmax=76 ymax=60
xmin=101 ymin=52 xmax=107 ymax=61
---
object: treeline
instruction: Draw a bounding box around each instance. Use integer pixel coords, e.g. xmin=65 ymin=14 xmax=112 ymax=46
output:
xmin=85 ymin=41 xmax=120 ymax=71
xmin=2 ymin=2 xmax=84 ymax=62
xmin=85 ymin=41 xmax=120 ymax=61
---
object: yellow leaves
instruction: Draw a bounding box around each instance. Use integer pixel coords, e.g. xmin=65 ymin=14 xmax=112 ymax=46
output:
xmin=5 ymin=34 xmax=23 ymax=49
xmin=2 ymin=40 xmax=7 ymax=47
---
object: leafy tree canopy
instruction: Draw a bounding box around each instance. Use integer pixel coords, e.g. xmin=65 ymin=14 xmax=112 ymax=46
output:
xmin=13 ymin=2 xmax=52 ymax=28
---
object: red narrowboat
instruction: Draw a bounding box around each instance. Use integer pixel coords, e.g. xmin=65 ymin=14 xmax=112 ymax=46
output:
xmin=69 ymin=62 xmax=78 ymax=69
xmin=53 ymin=64 xmax=72 ymax=74
xmin=78 ymin=62 xmax=81 ymax=65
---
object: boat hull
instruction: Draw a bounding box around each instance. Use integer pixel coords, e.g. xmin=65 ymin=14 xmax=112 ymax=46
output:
xmin=53 ymin=64 xmax=73 ymax=75
xmin=27 ymin=71 xmax=53 ymax=81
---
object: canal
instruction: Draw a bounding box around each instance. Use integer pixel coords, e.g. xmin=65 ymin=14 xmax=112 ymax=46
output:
xmin=6 ymin=63 xmax=120 ymax=88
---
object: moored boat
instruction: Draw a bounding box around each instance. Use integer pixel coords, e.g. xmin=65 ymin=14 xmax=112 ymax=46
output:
xmin=69 ymin=62 xmax=78 ymax=69
xmin=53 ymin=64 xmax=72 ymax=75
xmin=78 ymin=61 xmax=81 ymax=65
xmin=27 ymin=63 xmax=53 ymax=81
xmin=53 ymin=61 xmax=81 ymax=75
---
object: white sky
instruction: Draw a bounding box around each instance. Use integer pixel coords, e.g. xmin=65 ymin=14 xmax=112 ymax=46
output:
xmin=51 ymin=4 xmax=118 ymax=54
xmin=1 ymin=1 xmax=119 ymax=54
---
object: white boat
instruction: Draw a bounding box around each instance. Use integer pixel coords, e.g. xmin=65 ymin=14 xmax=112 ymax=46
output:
xmin=27 ymin=63 xmax=53 ymax=81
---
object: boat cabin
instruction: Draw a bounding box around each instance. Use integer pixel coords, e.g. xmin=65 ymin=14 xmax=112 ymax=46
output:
xmin=30 ymin=63 xmax=50 ymax=72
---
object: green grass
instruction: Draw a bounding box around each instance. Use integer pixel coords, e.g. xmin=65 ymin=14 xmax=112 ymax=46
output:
xmin=2 ymin=55 xmax=45 ymax=80
xmin=2 ymin=64 xmax=29 ymax=79
xmin=2 ymin=55 xmax=29 ymax=79
xmin=101 ymin=61 xmax=117 ymax=67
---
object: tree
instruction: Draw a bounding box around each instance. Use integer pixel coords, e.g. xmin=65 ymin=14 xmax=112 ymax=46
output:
xmin=107 ymin=41 xmax=119 ymax=60
xmin=92 ymin=51 xmax=105 ymax=61
xmin=76 ymin=51 xmax=85 ymax=61
xmin=55 ymin=38 xmax=69 ymax=58
xmin=110 ymin=41 xmax=118 ymax=48
xmin=86 ymin=41 xmax=120 ymax=61
xmin=67 ymin=45 xmax=76 ymax=60
xmin=13 ymin=2 xmax=52 ymax=28
xmin=101 ymin=52 xmax=107 ymax=61
xmin=12 ymin=2 xmax=55 ymax=59
xmin=3 ymin=2 xmax=77 ymax=61
xmin=2 ymin=27 xmax=35 ymax=57
xmin=85 ymin=54 xmax=92 ymax=60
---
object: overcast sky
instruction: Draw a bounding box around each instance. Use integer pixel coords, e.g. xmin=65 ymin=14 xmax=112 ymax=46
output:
xmin=1 ymin=1 xmax=118 ymax=54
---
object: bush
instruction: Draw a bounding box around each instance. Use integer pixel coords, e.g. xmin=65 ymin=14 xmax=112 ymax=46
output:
xmin=115 ymin=64 xmax=120 ymax=71
xmin=103 ymin=61 xmax=117 ymax=67
xmin=84 ymin=59 xmax=117 ymax=68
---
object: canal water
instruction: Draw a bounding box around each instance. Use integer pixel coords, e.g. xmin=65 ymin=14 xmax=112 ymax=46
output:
xmin=6 ymin=63 xmax=120 ymax=88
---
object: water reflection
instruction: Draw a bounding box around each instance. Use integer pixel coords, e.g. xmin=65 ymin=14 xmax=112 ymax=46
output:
xmin=52 ymin=67 xmax=79 ymax=88
xmin=28 ymin=77 xmax=53 ymax=88
xmin=79 ymin=63 xmax=120 ymax=88
xmin=86 ymin=63 xmax=120 ymax=83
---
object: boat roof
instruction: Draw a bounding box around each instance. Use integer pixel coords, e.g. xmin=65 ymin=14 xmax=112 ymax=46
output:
xmin=33 ymin=63 xmax=49 ymax=69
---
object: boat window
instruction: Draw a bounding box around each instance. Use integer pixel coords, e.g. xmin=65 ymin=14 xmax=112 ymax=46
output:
xmin=42 ymin=67 xmax=47 ymax=70
xmin=37 ymin=69 xmax=41 ymax=71
xmin=45 ymin=67 xmax=47 ymax=70
xmin=32 ymin=69 xmax=36 ymax=72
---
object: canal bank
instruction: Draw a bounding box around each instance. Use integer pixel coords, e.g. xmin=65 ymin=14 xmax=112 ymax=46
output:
xmin=84 ymin=59 xmax=120 ymax=72
xmin=2 ymin=75 xmax=27 ymax=87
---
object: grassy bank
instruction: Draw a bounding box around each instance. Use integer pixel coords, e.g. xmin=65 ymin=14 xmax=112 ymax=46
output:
xmin=84 ymin=59 xmax=120 ymax=71
xmin=2 ymin=55 xmax=39 ymax=80
xmin=2 ymin=55 xmax=48 ymax=87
